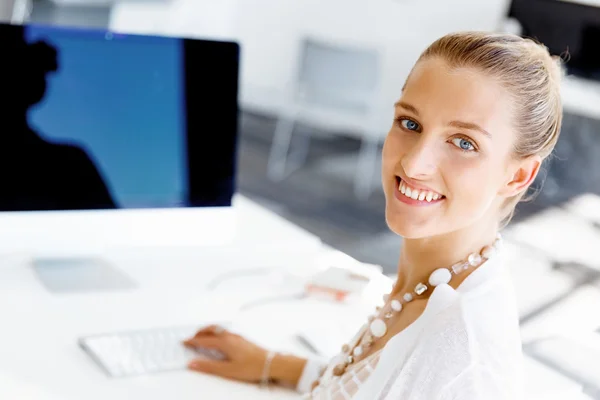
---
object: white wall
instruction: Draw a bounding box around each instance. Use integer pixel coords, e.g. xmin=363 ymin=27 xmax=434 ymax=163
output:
xmin=110 ymin=0 xmax=511 ymax=134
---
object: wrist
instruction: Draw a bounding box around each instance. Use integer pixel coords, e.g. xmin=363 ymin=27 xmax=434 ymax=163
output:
xmin=269 ymin=353 xmax=308 ymax=387
xmin=260 ymin=351 xmax=277 ymax=387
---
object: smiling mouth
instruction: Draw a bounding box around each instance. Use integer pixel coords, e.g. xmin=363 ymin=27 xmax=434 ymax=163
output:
xmin=395 ymin=177 xmax=446 ymax=203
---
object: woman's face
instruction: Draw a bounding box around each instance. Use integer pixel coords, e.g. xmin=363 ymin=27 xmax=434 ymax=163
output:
xmin=382 ymin=57 xmax=529 ymax=238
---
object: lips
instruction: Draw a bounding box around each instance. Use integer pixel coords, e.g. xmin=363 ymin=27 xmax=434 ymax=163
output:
xmin=395 ymin=177 xmax=445 ymax=203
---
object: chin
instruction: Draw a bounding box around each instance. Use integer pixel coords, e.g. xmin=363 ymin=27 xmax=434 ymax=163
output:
xmin=385 ymin=209 xmax=438 ymax=239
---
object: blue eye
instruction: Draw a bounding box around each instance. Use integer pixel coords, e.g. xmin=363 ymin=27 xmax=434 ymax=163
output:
xmin=451 ymin=137 xmax=475 ymax=152
xmin=400 ymin=119 xmax=420 ymax=131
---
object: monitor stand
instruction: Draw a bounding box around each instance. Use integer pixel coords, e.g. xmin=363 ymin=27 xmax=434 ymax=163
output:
xmin=31 ymin=257 xmax=137 ymax=294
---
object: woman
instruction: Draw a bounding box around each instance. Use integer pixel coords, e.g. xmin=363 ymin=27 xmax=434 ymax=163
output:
xmin=183 ymin=31 xmax=563 ymax=399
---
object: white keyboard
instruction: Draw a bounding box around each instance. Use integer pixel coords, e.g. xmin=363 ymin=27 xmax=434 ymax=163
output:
xmin=79 ymin=326 xmax=226 ymax=378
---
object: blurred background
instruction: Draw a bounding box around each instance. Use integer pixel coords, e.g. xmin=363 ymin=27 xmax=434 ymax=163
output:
xmin=3 ymin=0 xmax=600 ymax=397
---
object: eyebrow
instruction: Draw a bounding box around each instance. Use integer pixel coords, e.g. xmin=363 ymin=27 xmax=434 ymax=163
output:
xmin=394 ymin=101 xmax=419 ymax=116
xmin=448 ymin=120 xmax=492 ymax=138
xmin=394 ymin=101 xmax=492 ymax=139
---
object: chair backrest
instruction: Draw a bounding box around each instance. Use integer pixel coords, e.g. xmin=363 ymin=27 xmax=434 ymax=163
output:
xmin=0 ymin=0 xmax=16 ymax=22
xmin=295 ymin=38 xmax=380 ymax=114
xmin=0 ymin=0 xmax=29 ymax=24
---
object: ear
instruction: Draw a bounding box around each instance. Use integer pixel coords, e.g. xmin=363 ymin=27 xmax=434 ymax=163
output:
xmin=499 ymin=155 xmax=542 ymax=198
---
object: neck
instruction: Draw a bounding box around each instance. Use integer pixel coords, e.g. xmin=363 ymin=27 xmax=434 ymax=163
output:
xmin=394 ymin=215 xmax=498 ymax=295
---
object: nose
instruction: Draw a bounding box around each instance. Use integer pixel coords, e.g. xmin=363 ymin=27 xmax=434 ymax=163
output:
xmin=400 ymin=137 xmax=438 ymax=179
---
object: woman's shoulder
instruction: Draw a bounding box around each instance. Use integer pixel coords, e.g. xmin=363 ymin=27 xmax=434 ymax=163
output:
xmin=444 ymin=253 xmax=522 ymax=340
xmin=369 ymin=256 xmax=523 ymax=399
xmin=424 ymin=268 xmax=522 ymax=361
xmin=401 ymin=270 xmax=522 ymax=374
xmin=375 ymin=300 xmax=523 ymax=400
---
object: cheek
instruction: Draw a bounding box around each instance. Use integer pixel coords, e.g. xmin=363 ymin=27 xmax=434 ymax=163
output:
xmin=445 ymin=157 xmax=503 ymax=216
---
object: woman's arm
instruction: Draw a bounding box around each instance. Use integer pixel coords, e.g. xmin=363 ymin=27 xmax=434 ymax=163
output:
xmin=270 ymin=353 xmax=308 ymax=387
xmin=271 ymin=354 xmax=326 ymax=392
xmin=183 ymin=325 xmax=325 ymax=392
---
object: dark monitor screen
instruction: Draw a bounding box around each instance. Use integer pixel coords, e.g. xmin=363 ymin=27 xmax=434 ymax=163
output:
xmin=0 ymin=23 xmax=239 ymax=212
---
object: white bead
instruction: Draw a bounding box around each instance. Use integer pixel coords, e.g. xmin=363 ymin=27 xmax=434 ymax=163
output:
xmin=369 ymin=318 xmax=387 ymax=338
xmin=481 ymin=245 xmax=495 ymax=259
xmin=353 ymin=346 xmax=363 ymax=357
xmin=493 ymin=238 xmax=503 ymax=250
xmin=468 ymin=253 xmax=482 ymax=266
xmin=429 ymin=268 xmax=452 ymax=286
xmin=414 ymin=283 xmax=428 ymax=295
xmin=451 ymin=262 xmax=466 ymax=274
xmin=403 ymin=293 xmax=413 ymax=302
xmin=391 ymin=299 xmax=402 ymax=312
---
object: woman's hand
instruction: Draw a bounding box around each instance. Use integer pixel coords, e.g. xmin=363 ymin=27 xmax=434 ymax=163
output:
xmin=183 ymin=325 xmax=308 ymax=387
xmin=183 ymin=325 xmax=268 ymax=383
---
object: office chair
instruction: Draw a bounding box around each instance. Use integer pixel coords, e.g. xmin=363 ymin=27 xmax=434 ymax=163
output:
xmin=0 ymin=0 xmax=31 ymax=23
xmin=267 ymin=37 xmax=384 ymax=200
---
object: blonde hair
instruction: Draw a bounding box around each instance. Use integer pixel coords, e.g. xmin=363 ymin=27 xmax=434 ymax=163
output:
xmin=417 ymin=31 xmax=564 ymax=226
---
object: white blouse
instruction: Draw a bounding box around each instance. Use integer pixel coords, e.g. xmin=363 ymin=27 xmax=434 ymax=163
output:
xmin=297 ymin=252 xmax=524 ymax=399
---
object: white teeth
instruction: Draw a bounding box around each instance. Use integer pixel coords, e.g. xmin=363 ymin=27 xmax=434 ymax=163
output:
xmin=398 ymin=179 xmax=443 ymax=202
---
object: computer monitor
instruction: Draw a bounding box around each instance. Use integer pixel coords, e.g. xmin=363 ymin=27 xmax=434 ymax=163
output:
xmin=0 ymin=23 xmax=240 ymax=255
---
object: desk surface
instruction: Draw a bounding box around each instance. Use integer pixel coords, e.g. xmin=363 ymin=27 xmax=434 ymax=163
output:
xmin=0 ymin=196 xmax=382 ymax=400
xmin=0 ymin=263 xmax=293 ymax=399
xmin=0 ymin=251 xmax=380 ymax=400
xmin=0 ymin=196 xmax=582 ymax=399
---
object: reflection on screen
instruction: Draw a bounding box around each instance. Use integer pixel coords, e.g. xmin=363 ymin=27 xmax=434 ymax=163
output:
xmin=0 ymin=23 xmax=239 ymax=212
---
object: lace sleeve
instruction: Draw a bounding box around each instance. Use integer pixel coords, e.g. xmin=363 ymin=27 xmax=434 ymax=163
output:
xmin=306 ymin=351 xmax=382 ymax=399
xmin=297 ymin=357 xmax=328 ymax=393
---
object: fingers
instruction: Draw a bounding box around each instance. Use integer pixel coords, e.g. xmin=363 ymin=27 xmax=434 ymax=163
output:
xmin=188 ymin=359 xmax=231 ymax=378
xmin=187 ymin=324 xmax=227 ymax=340
xmin=183 ymin=335 xmax=228 ymax=352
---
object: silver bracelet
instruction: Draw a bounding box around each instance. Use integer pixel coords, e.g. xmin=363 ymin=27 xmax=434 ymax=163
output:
xmin=260 ymin=351 xmax=277 ymax=388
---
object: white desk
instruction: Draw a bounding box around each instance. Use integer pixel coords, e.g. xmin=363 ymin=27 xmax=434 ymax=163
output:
xmin=0 ymin=195 xmax=585 ymax=399
xmin=0 ymin=196 xmax=385 ymax=400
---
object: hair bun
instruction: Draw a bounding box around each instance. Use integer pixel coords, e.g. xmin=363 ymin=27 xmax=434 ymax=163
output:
xmin=529 ymin=40 xmax=566 ymax=85
xmin=547 ymin=54 xmax=566 ymax=84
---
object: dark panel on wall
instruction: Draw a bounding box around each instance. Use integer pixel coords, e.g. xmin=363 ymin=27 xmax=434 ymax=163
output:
xmin=509 ymin=0 xmax=600 ymax=77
